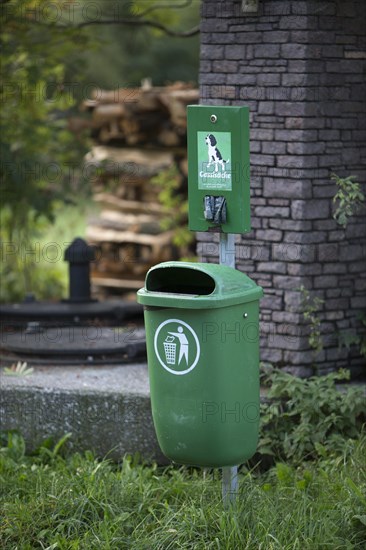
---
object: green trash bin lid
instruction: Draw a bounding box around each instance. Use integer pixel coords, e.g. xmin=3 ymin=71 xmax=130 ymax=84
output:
xmin=137 ymin=261 xmax=263 ymax=309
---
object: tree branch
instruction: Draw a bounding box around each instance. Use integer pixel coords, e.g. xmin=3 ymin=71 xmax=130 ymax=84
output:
xmin=134 ymin=0 xmax=194 ymax=19
xmin=76 ymin=17 xmax=200 ymax=37
xmin=5 ymin=1 xmax=200 ymax=39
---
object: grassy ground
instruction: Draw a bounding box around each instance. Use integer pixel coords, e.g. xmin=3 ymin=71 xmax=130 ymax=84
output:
xmin=1 ymin=433 xmax=365 ymax=550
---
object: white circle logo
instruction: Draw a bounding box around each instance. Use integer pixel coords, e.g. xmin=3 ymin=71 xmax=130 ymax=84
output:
xmin=154 ymin=319 xmax=201 ymax=375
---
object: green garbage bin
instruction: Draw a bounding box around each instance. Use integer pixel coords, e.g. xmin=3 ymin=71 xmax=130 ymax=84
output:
xmin=137 ymin=261 xmax=263 ymax=467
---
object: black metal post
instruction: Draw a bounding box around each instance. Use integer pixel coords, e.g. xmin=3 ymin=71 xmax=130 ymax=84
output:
xmin=64 ymin=238 xmax=95 ymax=302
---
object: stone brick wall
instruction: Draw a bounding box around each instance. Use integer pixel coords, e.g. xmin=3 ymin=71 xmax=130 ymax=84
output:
xmin=198 ymin=0 xmax=366 ymax=376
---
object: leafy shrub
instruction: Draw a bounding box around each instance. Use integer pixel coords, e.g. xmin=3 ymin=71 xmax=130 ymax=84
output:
xmin=338 ymin=312 xmax=366 ymax=359
xmin=331 ymin=173 xmax=365 ymax=227
xmin=1 ymin=4 xmax=90 ymax=302
xmin=259 ymin=367 xmax=365 ymax=464
xmin=0 ymin=207 xmax=66 ymax=302
xmin=299 ymin=285 xmax=324 ymax=355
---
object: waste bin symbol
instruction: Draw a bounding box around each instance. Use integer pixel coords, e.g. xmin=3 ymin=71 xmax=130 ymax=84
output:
xmin=163 ymin=335 xmax=176 ymax=365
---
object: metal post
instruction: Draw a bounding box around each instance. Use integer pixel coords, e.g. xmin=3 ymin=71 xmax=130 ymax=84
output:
xmin=219 ymin=232 xmax=238 ymax=506
xmin=222 ymin=465 xmax=238 ymax=506
xmin=64 ymin=238 xmax=95 ymax=303
xmin=219 ymin=233 xmax=235 ymax=268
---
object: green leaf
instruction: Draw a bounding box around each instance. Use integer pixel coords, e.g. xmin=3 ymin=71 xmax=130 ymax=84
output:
xmin=346 ymin=477 xmax=366 ymax=505
xmin=353 ymin=515 xmax=366 ymax=526
xmin=3 ymin=362 xmax=34 ymax=377
xmin=52 ymin=433 xmax=72 ymax=458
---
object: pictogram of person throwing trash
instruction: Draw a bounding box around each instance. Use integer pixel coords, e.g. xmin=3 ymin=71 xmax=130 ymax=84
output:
xmin=165 ymin=326 xmax=189 ymax=366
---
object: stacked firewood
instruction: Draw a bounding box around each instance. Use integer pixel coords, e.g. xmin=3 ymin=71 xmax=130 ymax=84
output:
xmin=79 ymin=81 xmax=198 ymax=296
xmin=81 ymin=80 xmax=198 ymax=147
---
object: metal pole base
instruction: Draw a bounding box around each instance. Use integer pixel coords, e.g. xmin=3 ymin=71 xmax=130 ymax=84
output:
xmin=220 ymin=233 xmax=238 ymax=506
xmin=222 ymin=466 xmax=238 ymax=506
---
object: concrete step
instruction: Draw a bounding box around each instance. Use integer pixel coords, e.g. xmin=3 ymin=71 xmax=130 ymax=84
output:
xmin=0 ymin=363 xmax=167 ymax=463
xmin=2 ymin=365 xmax=364 ymax=463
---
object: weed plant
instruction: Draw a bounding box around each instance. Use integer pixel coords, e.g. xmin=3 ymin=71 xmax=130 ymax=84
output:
xmin=259 ymin=367 xmax=366 ymax=464
xmin=1 ymin=431 xmax=365 ymax=549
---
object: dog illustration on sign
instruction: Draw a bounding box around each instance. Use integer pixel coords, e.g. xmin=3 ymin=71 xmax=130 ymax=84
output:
xmin=205 ymin=134 xmax=230 ymax=172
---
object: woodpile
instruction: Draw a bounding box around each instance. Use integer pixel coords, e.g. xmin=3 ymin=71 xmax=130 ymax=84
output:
xmin=81 ymin=81 xmax=198 ymax=147
xmin=79 ymin=81 xmax=198 ymax=296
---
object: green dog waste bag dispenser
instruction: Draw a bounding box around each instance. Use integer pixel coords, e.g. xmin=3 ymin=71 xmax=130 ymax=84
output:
xmin=137 ymin=261 xmax=263 ymax=468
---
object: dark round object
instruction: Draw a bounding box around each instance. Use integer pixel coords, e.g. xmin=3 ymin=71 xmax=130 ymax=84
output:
xmin=0 ymin=300 xmax=143 ymax=328
xmin=64 ymin=238 xmax=95 ymax=263
xmin=0 ymin=326 xmax=146 ymax=365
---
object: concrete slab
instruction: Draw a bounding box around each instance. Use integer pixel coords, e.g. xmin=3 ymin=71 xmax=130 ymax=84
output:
xmin=3 ymin=364 xmax=363 ymax=464
xmin=0 ymin=363 xmax=167 ymax=463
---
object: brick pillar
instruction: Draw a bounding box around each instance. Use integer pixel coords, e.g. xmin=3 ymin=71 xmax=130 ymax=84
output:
xmin=199 ymin=0 xmax=366 ymax=376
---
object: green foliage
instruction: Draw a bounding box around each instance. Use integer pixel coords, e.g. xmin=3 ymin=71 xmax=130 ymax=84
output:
xmin=80 ymin=0 xmax=200 ymax=88
xmin=1 ymin=431 xmax=366 ymax=548
xmin=34 ymin=432 xmax=73 ymax=464
xmin=0 ymin=431 xmax=26 ymax=463
xmin=259 ymin=367 xmax=366 ymax=464
xmin=1 ymin=0 xmax=89 ymax=221
xmin=331 ymin=172 xmax=365 ymax=360
xmin=133 ymin=0 xmax=188 ymax=29
xmin=0 ymin=206 xmax=65 ymax=302
xmin=0 ymin=1 xmax=198 ymax=301
xmin=0 ymin=1 xmax=91 ymax=301
xmin=332 ymin=172 xmax=365 ymax=228
xmin=3 ymin=361 xmax=34 ymax=377
xmin=300 ymin=285 xmax=324 ymax=355
xmin=338 ymin=314 xmax=366 ymax=359
xmin=151 ymin=165 xmax=194 ymax=251
xmin=0 ymin=201 xmax=94 ymax=302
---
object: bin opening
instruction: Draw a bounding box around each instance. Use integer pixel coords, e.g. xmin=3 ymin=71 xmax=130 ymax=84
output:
xmin=146 ymin=267 xmax=216 ymax=295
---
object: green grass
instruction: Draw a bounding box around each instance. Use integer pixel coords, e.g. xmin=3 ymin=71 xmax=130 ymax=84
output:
xmin=1 ymin=433 xmax=365 ymax=549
